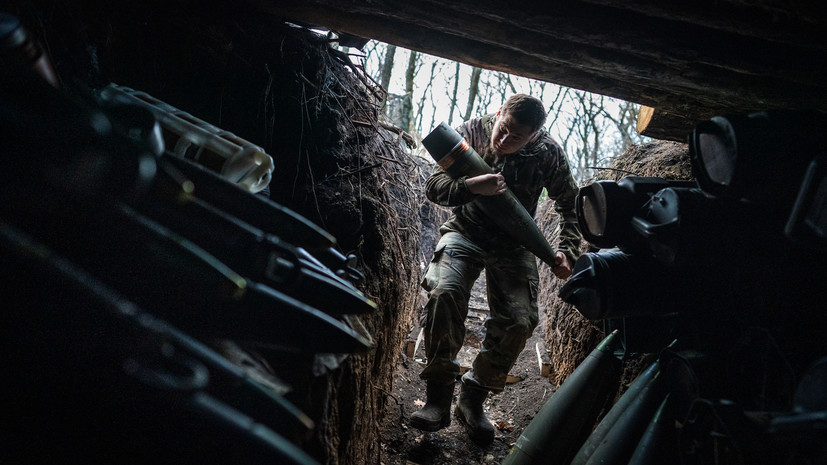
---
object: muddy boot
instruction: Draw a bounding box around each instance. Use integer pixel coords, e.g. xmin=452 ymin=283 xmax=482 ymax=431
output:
xmin=409 ymin=381 xmax=454 ymax=432
xmin=456 ymin=383 xmax=495 ymax=445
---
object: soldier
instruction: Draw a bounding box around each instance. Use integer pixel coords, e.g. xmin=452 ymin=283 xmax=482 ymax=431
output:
xmin=411 ymin=94 xmax=581 ymax=445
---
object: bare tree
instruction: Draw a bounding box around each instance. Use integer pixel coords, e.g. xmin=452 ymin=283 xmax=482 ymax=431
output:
xmin=379 ymin=44 xmax=396 ymax=92
xmin=599 ymin=100 xmax=646 ymax=154
xmin=476 ymin=70 xmax=494 ymax=116
xmin=362 ymin=41 xmax=644 ymax=180
xmin=429 ymin=90 xmax=440 ymax=131
xmin=447 ymin=62 xmax=460 ymax=125
xmin=545 ymin=87 xmax=570 ymax=132
xmin=532 ymin=80 xmax=547 ymax=101
xmin=562 ymin=91 xmax=612 ymax=183
xmin=500 ymin=72 xmax=517 ymax=101
xmin=401 ymin=50 xmax=420 ymax=132
xmin=415 ymin=60 xmax=438 ymax=134
xmin=462 ymin=66 xmax=482 ymax=121
xmin=362 ymin=40 xmax=382 ymax=66
xmin=475 ymin=70 xmax=520 ymax=117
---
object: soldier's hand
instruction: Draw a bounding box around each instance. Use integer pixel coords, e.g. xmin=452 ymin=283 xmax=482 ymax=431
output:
xmin=465 ymin=173 xmax=507 ymax=196
xmin=552 ymin=251 xmax=573 ymax=280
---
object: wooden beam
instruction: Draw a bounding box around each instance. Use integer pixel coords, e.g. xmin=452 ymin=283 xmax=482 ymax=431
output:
xmin=249 ymin=0 xmax=827 ymax=117
xmin=635 ymin=104 xmax=765 ymax=142
xmin=253 ymin=1 xmax=676 ymax=105
xmin=405 ymin=327 xmax=424 ymax=358
xmin=436 ymin=0 xmax=825 ymax=89
xmin=578 ymin=0 xmax=827 ymax=48
xmin=637 ymin=106 xmax=694 ymax=141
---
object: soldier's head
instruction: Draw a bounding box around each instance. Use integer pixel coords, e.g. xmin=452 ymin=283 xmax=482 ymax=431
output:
xmin=490 ymin=94 xmax=546 ymax=155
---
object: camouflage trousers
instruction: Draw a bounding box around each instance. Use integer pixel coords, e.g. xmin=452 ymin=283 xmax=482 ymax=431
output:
xmin=419 ymin=231 xmax=540 ymax=393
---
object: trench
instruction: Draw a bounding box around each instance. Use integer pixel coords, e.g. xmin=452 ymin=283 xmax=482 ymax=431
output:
xmin=8 ymin=3 xmax=826 ymax=465
xmin=0 ymin=5 xmax=648 ymax=463
xmin=379 ymin=274 xmax=561 ymax=465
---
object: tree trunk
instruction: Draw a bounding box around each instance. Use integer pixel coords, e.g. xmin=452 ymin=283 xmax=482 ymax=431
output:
xmin=379 ymin=44 xmax=396 ymax=92
xmin=416 ymin=61 xmax=437 ymax=134
xmin=463 ymin=66 xmax=482 ymax=120
xmin=447 ymin=62 xmax=460 ymax=126
xmin=400 ymin=50 xmax=418 ymax=132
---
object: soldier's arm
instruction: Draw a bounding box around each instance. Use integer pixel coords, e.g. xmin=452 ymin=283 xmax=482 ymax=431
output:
xmin=545 ymin=152 xmax=582 ymax=265
xmin=426 ymin=120 xmax=502 ymax=205
xmin=425 ymin=164 xmax=477 ymax=206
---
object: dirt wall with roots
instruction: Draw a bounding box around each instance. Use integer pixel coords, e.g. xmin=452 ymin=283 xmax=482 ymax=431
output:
xmin=11 ymin=0 xmax=702 ymax=459
xmin=537 ymin=140 xmax=693 ymax=387
xmin=10 ymin=1 xmax=426 ymax=463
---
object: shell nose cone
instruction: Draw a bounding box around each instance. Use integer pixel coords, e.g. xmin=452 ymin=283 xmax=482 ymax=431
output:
xmin=422 ymin=122 xmax=464 ymax=162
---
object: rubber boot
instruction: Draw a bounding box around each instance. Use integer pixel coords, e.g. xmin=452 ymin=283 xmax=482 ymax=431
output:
xmin=409 ymin=381 xmax=455 ymax=432
xmin=456 ymin=383 xmax=495 ymax=445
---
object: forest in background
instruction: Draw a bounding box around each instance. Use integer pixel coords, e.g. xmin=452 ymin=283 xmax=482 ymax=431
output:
xmin=345 ymin=39 xmax=652 ymax=184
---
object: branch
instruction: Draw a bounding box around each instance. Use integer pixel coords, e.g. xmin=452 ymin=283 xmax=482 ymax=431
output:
xmin=377 ymin=121 xmax=416 ymax=149
xmin=585 ymin=166 xmax=642 ymax=176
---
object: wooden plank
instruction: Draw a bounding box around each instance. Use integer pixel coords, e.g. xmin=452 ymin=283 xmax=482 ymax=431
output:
xmin=535 ymin=342 xmax=543 ymax=375
xmin=405 ymin=327 xmax=424 ymax=358
xmin=637 ymin=105 xmax=697 ymax=142
xmin=535 ymin=341 xmax=553 ymax=378
xmin=541 ymin=363 xmax=551 ymax=378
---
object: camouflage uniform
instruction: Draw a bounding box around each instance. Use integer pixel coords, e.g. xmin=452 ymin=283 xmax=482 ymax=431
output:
xmin=420 ymin=113 xmax=581 ymax=392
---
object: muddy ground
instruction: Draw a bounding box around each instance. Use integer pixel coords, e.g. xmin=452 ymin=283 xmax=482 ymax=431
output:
xmin=378 ymin=274 xmax=559 ymax=465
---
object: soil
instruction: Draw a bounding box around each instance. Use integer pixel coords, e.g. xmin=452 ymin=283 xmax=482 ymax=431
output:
xmin=379 ymin=274 xmax=558 ymax=465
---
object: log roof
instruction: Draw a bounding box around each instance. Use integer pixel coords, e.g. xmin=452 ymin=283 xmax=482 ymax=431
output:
xmin=247 ymin=0 xmax=827 ymax=141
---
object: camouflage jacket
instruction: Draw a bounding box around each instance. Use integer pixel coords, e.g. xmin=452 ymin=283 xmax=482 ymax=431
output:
xmin=425 ymin=114 xmax=582 ymax=264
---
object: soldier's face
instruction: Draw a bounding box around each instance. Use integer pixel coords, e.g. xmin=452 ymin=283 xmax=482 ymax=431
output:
xmin=490 ymin=113 xmax=535 ymax=155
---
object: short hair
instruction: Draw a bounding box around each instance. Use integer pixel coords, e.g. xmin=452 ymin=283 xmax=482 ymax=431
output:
xmin=501 ymin=94 xmax=547 ymax=132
